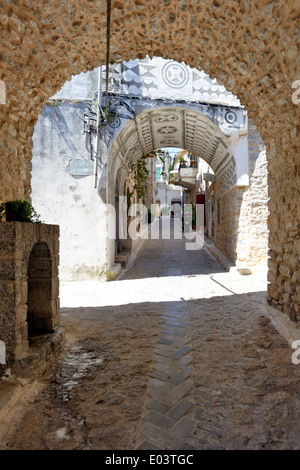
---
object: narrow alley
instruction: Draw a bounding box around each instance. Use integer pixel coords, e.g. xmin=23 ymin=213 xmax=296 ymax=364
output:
xmin=1 ymin=230 xmax=300 ymax=450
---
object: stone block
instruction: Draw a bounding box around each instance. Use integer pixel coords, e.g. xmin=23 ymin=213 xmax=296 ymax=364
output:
xmin=0 ymin=281 xmax=16 ymax=309
xmin=283 ymin=253 xmax=298 ymax=269
xmin=292 ymin=271 xmax=300 ymax=283
xmin=15 ymin=281 xmax=27 ymax=307
xmin=283 ymin=281 xmax=295 ymax=294
xmin=279 ymin=263 xmax=292 ymax=279
xmin=294 ymin=239 xmax=300 ymax=256
xmin=0 ymin=222 xmax=15 ymax=240
xmin=15 ymin=260 xmax=28 ymax=280
xmin=268 ymin=284 xmax=280 ymax=301
xmin=268 ymin=259 xmax=278 ymax=275
xmin=267 ymin=270 xmax=277 ymax=286
xmin=14 ymin=341 xmax=29 ymax=361
xmin=0 ymin=240 xmax=15 ymax=258
xmin=0 ymin=309 xmax=17 ymax=327
xmin=0 ymin=325 xmax=24 ymax=346
xmin=15 ymin=305 xmax=28 ymax=325
xmin=42 ymin=317 xmax=59 ymax=331
xmin=0 ymin=260 xmax=15 ymax=281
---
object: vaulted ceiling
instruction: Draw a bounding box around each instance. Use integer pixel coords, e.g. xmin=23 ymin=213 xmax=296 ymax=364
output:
xmin=110 ymin=106 xmax=234 ymax=178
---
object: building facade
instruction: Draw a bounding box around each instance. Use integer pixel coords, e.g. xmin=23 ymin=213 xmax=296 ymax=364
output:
xmin=31 ymin=57 xmax=268 ymax=280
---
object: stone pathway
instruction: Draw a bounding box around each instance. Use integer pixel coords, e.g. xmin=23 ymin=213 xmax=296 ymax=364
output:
xmin=59 ymin=233 xmax=300 ymax=450
xmin=2 ymin=228 xmax=300 ymax=450
xmin=139 ymin=298 xmax=196 ymax=450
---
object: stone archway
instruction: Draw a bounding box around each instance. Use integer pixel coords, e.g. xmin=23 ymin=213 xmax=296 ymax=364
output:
xmin=109 ymin=106 xmax=239 ymax=188
xmin=0 ymin=1 xmax=299 ymax=319
xmin=108 ymin=105 xmax=260 ymax=265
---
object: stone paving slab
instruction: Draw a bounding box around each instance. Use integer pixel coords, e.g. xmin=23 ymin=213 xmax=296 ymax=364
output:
xmin=163 ymin=380 xmax=194 ymax=407
xmin=172 ymin=345 xmax=192 ymax=360
xmin=146 ymin=399 xmax=172 ymax=415
xmin=143 ymin=410 xmax=176 ymax=429
xmin=141 ymin=423 xmax=184 ymax=450
xmin=169 ymin=367 xmax=193 ymax=385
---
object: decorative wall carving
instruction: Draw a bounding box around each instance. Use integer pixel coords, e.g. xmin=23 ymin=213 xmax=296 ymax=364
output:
xmin=217 ymin=158 xmax=237 ymax=195
xmin=161 ymin=62 xmax=190 ymax=89
xmin=110 ymin=105 xmax=239 ymax=196
xmin=98 ymin=57 xmax=241 ymax=108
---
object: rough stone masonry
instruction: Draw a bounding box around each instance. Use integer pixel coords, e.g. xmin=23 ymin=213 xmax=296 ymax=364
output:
xmin=0 ymin=1 xmax=299 ymax=320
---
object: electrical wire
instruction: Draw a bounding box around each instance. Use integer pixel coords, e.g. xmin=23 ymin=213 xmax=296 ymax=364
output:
xmin=105 ymin=0 xmax=112 ymax=114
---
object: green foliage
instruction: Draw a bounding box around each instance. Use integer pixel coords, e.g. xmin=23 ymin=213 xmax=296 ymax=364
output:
xmin=127 ymin=190 xmax=134 ymax=212
xmin=130 ymin=149 xmax=172 ymax=206
xmin=0 ymin=200 xmax=42 ymax=223
xmin=132 ymin=156 xmax=150 ymax=205
xmin=46 ymin=99 xmax=60 ymax=117
xmin=46 ymin=99 xmax=59 ymax=107
xmin=145 ymin=149 xmax=171 ymax=173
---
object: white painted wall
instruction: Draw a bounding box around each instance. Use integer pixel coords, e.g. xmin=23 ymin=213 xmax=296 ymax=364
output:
xmin=156 ymin=183 xmax=182 ymax=209
xmin=227 ymin=133 xmax=249 ymax=187
xmin=31 ymin=103 xmax=108 ymax=281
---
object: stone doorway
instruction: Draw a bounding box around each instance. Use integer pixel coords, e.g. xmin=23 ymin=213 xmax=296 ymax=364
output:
xmin=0 ymin=222 xmax=61 ymax=376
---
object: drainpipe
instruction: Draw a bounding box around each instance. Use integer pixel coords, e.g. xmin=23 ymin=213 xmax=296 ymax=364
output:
xmin=94 ymin=66 xmax=102 ymax=189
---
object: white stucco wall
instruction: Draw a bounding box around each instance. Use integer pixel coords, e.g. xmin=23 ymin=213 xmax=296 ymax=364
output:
xmin=31 ymin=102 xmax=108 ymax=281
xmin=228 ymin=134 xmax=249 ymax=187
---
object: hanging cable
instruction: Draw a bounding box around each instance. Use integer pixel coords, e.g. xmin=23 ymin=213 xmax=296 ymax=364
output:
xmin=105 ymin=0 xmax=112 ymax=115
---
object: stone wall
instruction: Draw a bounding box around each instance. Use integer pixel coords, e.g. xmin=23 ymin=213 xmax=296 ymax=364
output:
xmin=213 ymin=185 xmax=245 ymax=263
xmin=242 ymin=120 xmax=269 ymax=266
xmin=0 ymin=222 xmax=60 ymax=375
xmin=0 ymin=1 xmax=298 ymax=205
xmin=268 ymin=138 xmax=300 ymax=322
xmin=31 ymin=101 xmax=108 ymax=281
xmin=213 ymin=121 xmax=269 ymax=268
xmin=0 ymin=1 xmax=299 ymax=320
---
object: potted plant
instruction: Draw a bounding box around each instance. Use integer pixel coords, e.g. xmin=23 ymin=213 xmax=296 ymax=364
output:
xmin=0 ymin=200 xmax=41 ymax=223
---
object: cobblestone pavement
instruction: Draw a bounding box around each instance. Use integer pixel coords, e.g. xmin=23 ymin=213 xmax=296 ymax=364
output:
xmin=1 ymin=232 xmax=300 ymax=450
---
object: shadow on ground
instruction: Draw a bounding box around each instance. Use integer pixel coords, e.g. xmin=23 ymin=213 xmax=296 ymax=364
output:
xmin=2 ymin=290 xmax=298 ymax=450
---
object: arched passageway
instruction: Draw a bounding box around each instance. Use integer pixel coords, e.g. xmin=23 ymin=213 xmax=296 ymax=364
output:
xmin=0 ymin=1 xmax=299 ymax=320
xmin=107 ymin=105 xmax=266 ymax=270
